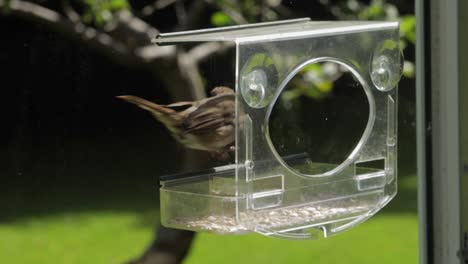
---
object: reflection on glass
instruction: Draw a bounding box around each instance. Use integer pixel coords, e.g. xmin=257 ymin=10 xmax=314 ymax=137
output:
xmin=269 ymin=61 xmax=369 ymax=175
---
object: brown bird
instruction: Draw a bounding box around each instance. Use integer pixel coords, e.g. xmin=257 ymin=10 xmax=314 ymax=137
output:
xmin=117 ymin=86 xmax=235 ymax=157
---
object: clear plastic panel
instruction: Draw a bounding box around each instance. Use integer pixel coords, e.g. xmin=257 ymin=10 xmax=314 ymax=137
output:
xmin=158 ymin=20 xmax=401 ymax=239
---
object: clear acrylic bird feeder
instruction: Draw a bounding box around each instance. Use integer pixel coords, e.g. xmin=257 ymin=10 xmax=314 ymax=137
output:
xmin=154 ymin=18 xmax=401 ymax=239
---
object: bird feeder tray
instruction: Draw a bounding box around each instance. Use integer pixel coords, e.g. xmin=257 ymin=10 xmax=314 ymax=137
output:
xmin=154 ymin=18 xmax=401 ymax=239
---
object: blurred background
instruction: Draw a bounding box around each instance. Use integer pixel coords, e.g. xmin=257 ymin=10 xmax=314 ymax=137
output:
xmin=0 ymin=0 xmax=416 ymax=263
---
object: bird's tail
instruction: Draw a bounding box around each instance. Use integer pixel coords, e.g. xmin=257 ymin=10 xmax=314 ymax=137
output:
xmin=116 ymin=95 xmax=176 ymax=115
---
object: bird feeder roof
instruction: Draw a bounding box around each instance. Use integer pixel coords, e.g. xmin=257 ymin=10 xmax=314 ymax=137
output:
xmin=153 ymin=18 xmax=398 ymax=45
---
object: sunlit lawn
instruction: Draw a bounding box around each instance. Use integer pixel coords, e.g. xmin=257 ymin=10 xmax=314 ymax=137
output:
xmin=0 ymin=176 xmax=417 ymax=264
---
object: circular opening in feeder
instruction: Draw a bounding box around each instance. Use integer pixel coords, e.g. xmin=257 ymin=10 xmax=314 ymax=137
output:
xmin=267 ymin=59 xmax=373 ymax=177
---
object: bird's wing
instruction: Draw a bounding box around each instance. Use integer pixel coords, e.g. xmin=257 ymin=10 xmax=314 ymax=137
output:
xmin=210 ymin=86 xmax=234 ymax=96
xmin=183 ymin=94 xmax=235 ymax=134
xmin=165 ymin=101 xmax=195 ymax=111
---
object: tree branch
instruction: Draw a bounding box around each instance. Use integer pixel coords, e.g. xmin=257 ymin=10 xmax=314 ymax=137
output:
xmin=0 ymin=0 xmax=175 ymax=66
xmin=176 ymin=0 xmax=208 ymax=31
xmin=188 ymin=41 xmax=233 ymax=63
xmin=176 ymin=49 xmax=206 ymax=100
xmin=60 ymin=0 xmax=80 ymax=23
xmin=139 ymin=0 xmax=177 ymax=17
xmin=0 ymin=0 xmax=233 ymax=100
xmin=0 ymin=0 xmax=130 ymax=64
xmin=110 ymin=9 xmax=159 ymax=46
xmin=174 ymin=0 xmax=187 ymax=26
xmin=204 ymin=0 xmax=248 ymax=24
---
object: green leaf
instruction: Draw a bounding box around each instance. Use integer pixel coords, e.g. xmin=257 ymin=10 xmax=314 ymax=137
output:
xmin=109 ymin=0 xmax=129 ymax=9
xmin=400 ymin=15 xmax=416 ymax=44
xmin=303 ymin=86 xmax=325 ymax=99
xmin=400 ymin=15 xmax=416 ymax=35
xmin=403 ymin=60 xmax=415 ymax=78
xmin=406 ymin=31 xmax=416 ymax=44
xmin=301 ymin=63 xmax=322 ymax=74
xmin=83 ymin=0 xmax=129 ymax=26
xmin=317 ymin=81 xmax=333 ymax=93
xmin=381 ymin=39 xmax=398 ymax=51
xmin=211 ymin=12 xmax=233 ymax=26
xmin=242 ymin=53 xmax=274 ymax=74
xmin=368 ymin=4 xmax=384 ymax=18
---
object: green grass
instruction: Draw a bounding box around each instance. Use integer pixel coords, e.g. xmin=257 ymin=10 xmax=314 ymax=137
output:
xmin=0 ymin=175 xmax=418 ymax=263
xmin=0 ymin=212 xmax=155 ymax=263
xmin=187 ymin=215 xmax=418 ymax=264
